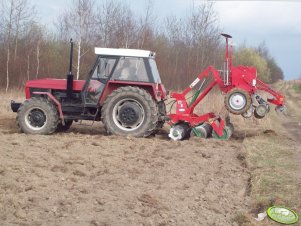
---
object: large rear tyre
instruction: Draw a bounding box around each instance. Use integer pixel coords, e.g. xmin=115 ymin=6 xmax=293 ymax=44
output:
xmin=17 ymin=97 xmax=58 ymax=135
xmin=101 ymin=86 xmax=158 ymax=137
xmin=225 ymin=88 xmax=252 ymax=115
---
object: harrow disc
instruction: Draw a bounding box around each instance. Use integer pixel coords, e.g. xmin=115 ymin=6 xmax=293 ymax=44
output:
xmin=212 ymin=125 xmax=233 ymax=140
xmin=169 ymin=123 xmax=191 ymax=141
xmin=191 ymin=122 xmax=213 ymax=138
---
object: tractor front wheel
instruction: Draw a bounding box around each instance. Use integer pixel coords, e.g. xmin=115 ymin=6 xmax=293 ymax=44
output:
xmin=17 ymin=97 xmax=59 ymax=135
xmin=101 ymin=86 xmax=158 ymax=137
xmin=225 ymin=88 xmax=251 ymax=115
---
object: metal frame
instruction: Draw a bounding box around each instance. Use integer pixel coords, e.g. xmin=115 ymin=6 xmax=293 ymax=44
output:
xmin=168 ymin=34 xmax=285 ymax=137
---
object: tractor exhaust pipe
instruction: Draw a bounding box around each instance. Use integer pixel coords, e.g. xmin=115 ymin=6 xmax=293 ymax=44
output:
xmin=67 ymin=39 xmax=74 ymax=99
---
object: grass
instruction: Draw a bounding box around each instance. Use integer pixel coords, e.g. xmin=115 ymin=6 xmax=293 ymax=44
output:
xmin=0 ymin=89 xmax=24 ymax=113
xmin=240 ymin=134 xmax=301 ymax=226
xmin=244 ymin=135 xmax=300 ymax=208
xmin=237 ymin=80 xmax=301 ymax=225
xmin=292 ymin=82 xmax=301 ymax=93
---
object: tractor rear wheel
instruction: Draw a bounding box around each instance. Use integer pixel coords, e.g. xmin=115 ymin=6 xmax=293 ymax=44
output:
xmin=101 ymin=86 xmax=158 ymax=137
xmin=17 ymin=97 xmax=58 ymax=135
xmin=225 ymin=88 xmax=251 ymax=115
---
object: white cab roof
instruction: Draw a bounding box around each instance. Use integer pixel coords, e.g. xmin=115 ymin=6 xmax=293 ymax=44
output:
xmin=95 ymin=48 xmax=155 ymax=58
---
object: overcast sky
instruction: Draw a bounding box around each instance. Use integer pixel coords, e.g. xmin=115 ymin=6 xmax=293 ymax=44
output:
xmin=31 ymin=0 xmax=301 ymax=80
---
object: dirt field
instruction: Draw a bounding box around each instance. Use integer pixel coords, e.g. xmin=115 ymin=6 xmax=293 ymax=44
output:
xmin=0 ymin=83 xmax=300 ymax=226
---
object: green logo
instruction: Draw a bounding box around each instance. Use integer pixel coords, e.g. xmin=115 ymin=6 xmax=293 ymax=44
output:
xmin=267 ymin=206 xmax=299 ymax=224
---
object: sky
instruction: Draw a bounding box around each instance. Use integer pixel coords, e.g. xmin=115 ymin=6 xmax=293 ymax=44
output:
xmin=31 ymin=0 xmax=301 ymax=80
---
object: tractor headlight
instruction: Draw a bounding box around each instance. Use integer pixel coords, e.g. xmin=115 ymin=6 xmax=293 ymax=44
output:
xmin=252 ymin=79 xmax=256 ymax=86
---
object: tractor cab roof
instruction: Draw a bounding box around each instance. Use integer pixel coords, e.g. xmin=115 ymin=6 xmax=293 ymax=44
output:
xmin=94 ymin=48 xmax=155 ymax=58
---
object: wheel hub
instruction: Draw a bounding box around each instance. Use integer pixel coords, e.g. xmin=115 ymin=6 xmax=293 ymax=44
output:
xmin=29 ymin=109 xmax=46 ymax=127
xmin=112 ymin=98 xmax=145 ymax=131
xmin=229 ymin=93 xmax=246 ymax=110
xmin=118 ymin=102 xmax=141 ymax=126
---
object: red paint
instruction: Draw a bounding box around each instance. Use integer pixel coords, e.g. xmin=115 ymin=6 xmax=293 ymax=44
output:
xmin=25 ymin=79 xmax=85 ymax=99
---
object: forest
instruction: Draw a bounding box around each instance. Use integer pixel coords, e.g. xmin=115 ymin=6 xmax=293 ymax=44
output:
xmin=0 ymin=0 xmax=284 ymax=92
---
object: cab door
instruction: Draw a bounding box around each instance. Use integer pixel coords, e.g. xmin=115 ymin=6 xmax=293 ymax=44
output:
xmin=83 ymin=57 xmax=117 ymax=105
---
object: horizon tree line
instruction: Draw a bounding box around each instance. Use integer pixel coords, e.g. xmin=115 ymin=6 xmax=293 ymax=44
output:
xmin=0 ymin=0 xmax=284 ymax=92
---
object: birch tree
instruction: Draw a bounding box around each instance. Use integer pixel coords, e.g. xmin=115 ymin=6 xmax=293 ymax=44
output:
xmin=57 ymin=0 xmax=95 ymax=80
xmin=13 ymin=0 xmax=35 ymax=63
xmin=137 ymin=0 xmax=156 ymax=49
xmin=2 ymin=0 xmax=14 ymax=92
xmin=1 ymin=0 xmax=35 ymax=91
xmin=94 ymin=1 xmax=137 ymax=48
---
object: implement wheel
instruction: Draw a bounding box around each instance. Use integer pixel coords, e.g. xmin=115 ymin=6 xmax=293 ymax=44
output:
xmin=101 ymin=86 xmax=158 ymax=137
xmin=225 ymin=88 xmax=251 ymax=115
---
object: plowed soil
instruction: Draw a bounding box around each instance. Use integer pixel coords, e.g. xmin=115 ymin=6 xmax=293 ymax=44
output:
xmin=0 ymin=106 xmax=252 ymax=226
xmin=1 ymin=85 xmax=299 ymax=226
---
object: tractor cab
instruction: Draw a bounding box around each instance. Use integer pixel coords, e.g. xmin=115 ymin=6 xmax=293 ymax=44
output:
xmin=83 ymin=48 xmax=163 ymax=106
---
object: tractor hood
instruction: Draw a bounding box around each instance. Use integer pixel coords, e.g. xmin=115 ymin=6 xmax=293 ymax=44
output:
xmin=25 ymin=78 xmax=85 ymax=99
xmin=26 ymin=78 xmax=85 ymax=91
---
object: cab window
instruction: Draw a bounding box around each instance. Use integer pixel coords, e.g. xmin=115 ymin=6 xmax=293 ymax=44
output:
xmin=92 ymin=58 xmax=116 ymax=80
xmin=111 ymin=57 xmax=150 ymax=82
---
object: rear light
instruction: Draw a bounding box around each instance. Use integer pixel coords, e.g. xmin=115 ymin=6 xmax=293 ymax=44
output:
xmin=252 ymin=79 xmax=256 ymax=86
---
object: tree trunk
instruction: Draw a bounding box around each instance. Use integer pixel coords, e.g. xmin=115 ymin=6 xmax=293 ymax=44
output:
xmin=6 ymin=47 xmax=10 ymax=92
xmin=76 ymin=39 xmax=81 ymax=80
xmin=27 ymin=54 xmax=30 ymax=80
xmin=36 ymin=41 xmax=40 ymax=79
xmin=14 ymin=36 xmax=19 ymax=63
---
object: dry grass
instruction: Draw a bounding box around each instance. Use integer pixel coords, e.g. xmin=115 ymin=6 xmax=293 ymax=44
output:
xmin=244 ymin=135 xmax=300 ymax=207
xmin=0 ymin=89 xmax=24 ymax=114
xmin=189 ymin=81 xmax=301 ymax=224
xmin=240 ymin=81 xmax=301 ymax=225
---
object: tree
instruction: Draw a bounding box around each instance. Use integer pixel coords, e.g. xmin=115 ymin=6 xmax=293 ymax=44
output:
xmin=57 ymin=0 xmax=96 ymax=80
xmin=23 ymin=22 xmax=44 ymax=80
xmin=257 ymin=41 xmax=283 ymax=82
xmin=267 ymin=58 xmax=283 ymax=82
xmin=1 ymin=0 xmax=35 ymax=91
xmin=161 ymin=1 xmax=221 ymax=89
xmin=137 ymin=0 xmax=156 ymax=49
xmin=94 ymin=1 xmax=137 ymax=48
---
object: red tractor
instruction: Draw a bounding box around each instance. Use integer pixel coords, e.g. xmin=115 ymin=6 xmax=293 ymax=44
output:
xmin=11 ymin=40 xmax=167 ymax=137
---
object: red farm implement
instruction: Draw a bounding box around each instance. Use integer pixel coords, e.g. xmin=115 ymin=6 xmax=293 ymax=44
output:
xmin=167 ymin=34 xmax=285 ymax=140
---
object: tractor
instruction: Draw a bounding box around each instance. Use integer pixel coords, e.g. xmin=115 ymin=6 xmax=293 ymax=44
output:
xmin=11 ymin=40 xmax=167 ymax=137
